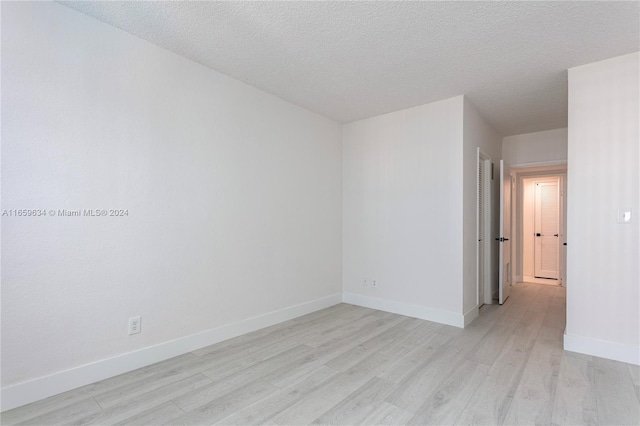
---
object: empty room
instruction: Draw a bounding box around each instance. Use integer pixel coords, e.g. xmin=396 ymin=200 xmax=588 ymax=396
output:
xmin=1 ymin=1 xmax=639 ymax=425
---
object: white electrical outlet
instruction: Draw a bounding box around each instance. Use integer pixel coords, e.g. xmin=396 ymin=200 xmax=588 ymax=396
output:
xmin=128 ymin=316 xmax=141 ymax=335
xmin=372 ymin=280 xmax=378 ymax=288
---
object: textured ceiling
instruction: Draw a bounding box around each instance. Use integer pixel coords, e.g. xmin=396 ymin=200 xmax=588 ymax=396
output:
xmin=60 ymin=1 xmax=639 ymax=136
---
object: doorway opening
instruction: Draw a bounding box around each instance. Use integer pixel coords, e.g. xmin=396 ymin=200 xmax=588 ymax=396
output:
xmin=511 ymin=164 xmax=567 ymax=287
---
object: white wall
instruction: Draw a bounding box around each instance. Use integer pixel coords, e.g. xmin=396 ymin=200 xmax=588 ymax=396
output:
xmin=503 ymin=128 xmax=567 ymax=166
xmin=342 ymin=95 xmax=500 ymax=326
xmin=342 ymin=96 xmax=465 ymax=326
xmin=1 ymin=1 xmax=342 ymax=407
xmin=565 ymin=52 xmax=639 ymax=365
xmin=462 ymin=99 xmax=502 ymax=316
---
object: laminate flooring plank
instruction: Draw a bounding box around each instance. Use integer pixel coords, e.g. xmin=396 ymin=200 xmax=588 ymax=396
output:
xmin=191 ymin=304 xmax=368 ymax=359
xmin=465 ymin=323 xmax=512 ymax=366
xmin=385 ymin=342 xmax=469 ymax=413
xmin=447 ymin=318 xmax=499 ymax=358
xmin=377 ymin=332 xmax=453 ymax=385
xmin=323 ymin=317 xmax=415 ymax=371
xmin=351 ymin=320 xmax=442 ymax=376
xmin=213 ymin=366 xmax=339 ymax=426
xmin=400 ymin=316 xmax=433 ymax=331
xmin=176 ymin=344 xmax=313 ymax=412
xmin=198 ymin=337 xmax=304 ymax=383
xmin=512 ymin=309 xmax=547 ymax=339
xmin=550 ymin=286 xmax=566 ymax=307
xmin=93 ymin=357 xmax=217 ymax=409
xmin=454 ymin=310 xmax=545 ymax=425
xmin=593 ymin=357 xmax=640 ymax=425
xmin=250 ymin=307 xmax=376 ymax=350
xmin=261 ymin=315 xmax=408 ymax=390
xmin=258 ymin=341 xmax=356 ymax=390
xmin=267 ymin=364 xmax=378 ymax=425
xmin=406 ymin=360 xmax=489 ymax=425
xmin=168 ymin=380 xmax=278 ymax=425
xmin=113 ymin=402 xmax=185 ymax=426
xmin=494 ymin=285 xmax=539 ymax=323
xmin=628 ymin=364 xmax=640 ymax=387
xmin=194 ymin=306 xmax=366 ymax=359
xmin=70 ymin=374 xmax=212 ymax=425
xmin=88 ymin=353 xmax=202 ymax=394
xmin=494 ymin=297 xmax=534 ymax=327
xmin=551 ymin=352 xmax=598 ymax=426
xmin=529 ymin=286 xmax=555 ymax=313
xmin=14 ymin=398 xmax=103 ymax=426
xmin=269 ymin=341 xmax=408 ymax=425
xmin=542 ymin=303 xmax=566 ymax=330
xmin=302 ymin=311 xmax=399 ymax=349
xmin=92 ymin=346 xmax=272 ymax=409
xmin=311 ymin=376 xmax=398 ymax=425
xmin=359 ymin=402 xmax=414 ymax=426
xmin=629 ymin=364 xmax=640 ymax=404
xmin=1 ymin=353 xmax=200 ymax=425
xmin=90 ymin=352 xmax=220 ymax=410
xmin=502 ymin=326 xmax=564 ymax=425
xmin=290 ymin=304 xmax=372 ymax=326
xmin=1 ymin=393 xmax=95 ymax=426
xmin=474 ymin=304 xmax=501 ymax=325
xmin=191 ymin=338 xmax=263 ymax=361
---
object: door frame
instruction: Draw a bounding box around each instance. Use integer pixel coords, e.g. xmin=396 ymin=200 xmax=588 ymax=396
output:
xmin=533 ymin=178 xmax=561 ymax=280
xmin=498 ymin=160 xmax=513 ymax=304
xmin=511 ymin=162 xmax=567 ymax=287
xmin=477 ymin=148 xmax=492 ymax=306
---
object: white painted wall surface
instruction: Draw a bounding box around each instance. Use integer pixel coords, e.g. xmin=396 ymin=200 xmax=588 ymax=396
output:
xmin=502 ymin=128 xmax=567 ymax=166
xmin=342 ymin=96 xmax=465 ymax=325
xmin=566 ymin=52 xmax=639 ymax=364
xmin=2 ymin=0 xmax=342 ymax=398
xmin=462 ymin=99 xmax=502 ymax=315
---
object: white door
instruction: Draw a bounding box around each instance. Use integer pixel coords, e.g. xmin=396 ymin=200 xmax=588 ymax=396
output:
xmin=477 ymin=150 xmax=492 ymax=306
xmin=498 ymin=160 xmax=512 ymax=304
xmin=534 ymin=180 xmax=560 ymax=279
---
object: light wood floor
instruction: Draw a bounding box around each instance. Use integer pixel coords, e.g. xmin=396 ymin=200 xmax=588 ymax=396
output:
xmin=3 ymin=283 xmax=639 ymax=425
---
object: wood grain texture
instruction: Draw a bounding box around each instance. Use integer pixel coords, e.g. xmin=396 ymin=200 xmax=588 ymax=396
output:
xmin=311 ymin=376 xmax=397 ymax=425
xmin=593 ymin=357 xmax=640 ymax=425
xmin=3 ymin=283 xmax=639 ymax=426
xmin=551 ymin=352 xmax=598 ymax=426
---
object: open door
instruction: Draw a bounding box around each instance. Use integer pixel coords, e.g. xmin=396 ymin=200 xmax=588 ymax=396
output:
xmin=498 ymin=160 xmax=512 ymax=304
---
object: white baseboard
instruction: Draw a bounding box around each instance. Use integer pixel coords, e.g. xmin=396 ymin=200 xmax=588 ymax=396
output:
xmin=564 ymin=333 xmax=640 ymax=366
xmin=342 ymin=292 xmax=464 ymax=328
xmin=463 ymin=306 xmax=479 ymax=326
xmin=1 ymin=293 xmax=342 ymax=412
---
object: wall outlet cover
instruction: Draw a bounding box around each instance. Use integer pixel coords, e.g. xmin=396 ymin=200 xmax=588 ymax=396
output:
xmin=128 ymin=316 xmax=141 ymax=335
